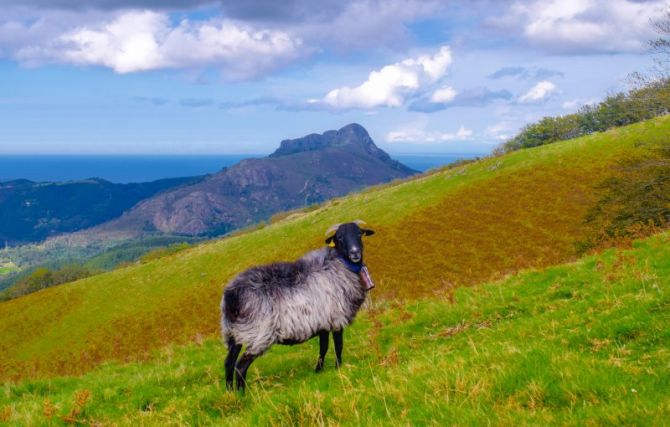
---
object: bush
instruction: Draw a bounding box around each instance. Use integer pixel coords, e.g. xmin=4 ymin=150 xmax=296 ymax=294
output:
xmin=502 ymin=80 xmax=670 ymax=152
xmin=0 ymin=265 xmax=98 ymax=301
xmin=578 ymin=140 xmax=670 ymax=251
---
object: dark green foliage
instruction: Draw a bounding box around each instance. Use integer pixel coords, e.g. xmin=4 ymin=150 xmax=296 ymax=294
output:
xmin=502 ymin=81 xmax=670 ymax=152
xmin=580 ymin=141 xmax=670 ymax=251
xmin=0 ymin=265 xmax=98 ymax=301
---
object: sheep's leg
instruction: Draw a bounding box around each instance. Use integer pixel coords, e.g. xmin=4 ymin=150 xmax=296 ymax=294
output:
xmin=333 ymin=329 xmax=343 ymax=368
xmin=224 ymin=338 xmax=242 ymax=390
xmin=315 ymin=331 xmax=329 ymax=372
xmin=235 ymin=351 xmax=260 ymax=392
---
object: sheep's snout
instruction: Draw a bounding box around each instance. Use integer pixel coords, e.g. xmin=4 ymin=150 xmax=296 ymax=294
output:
xmin=348 ymin=247 xmax=361 ymax=263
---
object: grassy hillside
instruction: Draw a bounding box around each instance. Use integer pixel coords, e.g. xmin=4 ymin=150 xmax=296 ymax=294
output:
xmin=0 ymin=116 xmax=669 ymax=382
xmin=1 ymin=231 xmax=668 ymax=425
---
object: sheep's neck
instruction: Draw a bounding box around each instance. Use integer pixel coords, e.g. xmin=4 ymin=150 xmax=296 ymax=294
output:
xmin=337 ymin=255 xmax=375 ymax=291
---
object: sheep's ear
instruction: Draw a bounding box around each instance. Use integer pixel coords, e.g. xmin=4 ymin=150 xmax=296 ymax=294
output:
xmin=324 ymin=223 xmax=340 ymax=238
xmin=361 ymin=228 xmax=375 ymax=236
xmin=325 ymin=235 xmax=336 ymax=246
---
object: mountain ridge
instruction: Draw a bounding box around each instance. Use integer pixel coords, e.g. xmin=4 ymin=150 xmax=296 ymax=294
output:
xmin=77 ymin=123 xmax=416 ymax=238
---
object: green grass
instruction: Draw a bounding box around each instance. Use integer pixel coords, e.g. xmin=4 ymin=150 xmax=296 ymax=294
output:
xmin=1 ymin=232 xmax=669 ymax=425
xmin=0 ymin=265 xmax=17 ymax=276
xmin=1 ymin=116 xmax=670 ymax=381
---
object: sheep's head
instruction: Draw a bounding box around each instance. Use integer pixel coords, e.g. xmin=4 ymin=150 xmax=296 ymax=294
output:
xmin=325 ymin=220 xmax=375 ymax=264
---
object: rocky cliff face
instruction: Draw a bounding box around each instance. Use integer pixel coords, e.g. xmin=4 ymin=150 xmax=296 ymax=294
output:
xmin=88 ymin=123 xmax=417 ymax=238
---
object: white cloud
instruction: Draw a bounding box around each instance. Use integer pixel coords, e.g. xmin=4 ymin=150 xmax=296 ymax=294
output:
xmin=387 ymin=124 xmax=472 ymax=144
xmin=430 ymin=85 xmax=458 ymax=103
xmin=12 ymin=10 xmax=303 ymax=79
xmin=490 ymin=0 xmax=664 ymax=54
xmin=562 ymin=98 xmax=598 ymax=111
xmin=297 ymin=0 xmax=439 ymax=50
xmin=322 ymin=45 xmax=452 ymax=109
xmin=518 ymin=80 xmax=557 ymax=103
xmin=486 ymin=122 xmax=517 ymax=141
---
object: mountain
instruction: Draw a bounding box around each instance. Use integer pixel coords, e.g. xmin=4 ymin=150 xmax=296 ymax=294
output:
xmin=88 ymin=123 xmax=416 ymax=237
xmin=1 ymin=116 xmax=669 ymax=427
xmin=3 ymin=115 xmax=668 ymax=382
xmin=0 ymin=176 xmax=202 ymax=245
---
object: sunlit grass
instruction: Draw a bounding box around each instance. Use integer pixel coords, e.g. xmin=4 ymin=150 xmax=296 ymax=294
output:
xmin=1 ymin=232 xmax=669 ymax=425
xmin=0 ymin=116 xmax=669 ymax=381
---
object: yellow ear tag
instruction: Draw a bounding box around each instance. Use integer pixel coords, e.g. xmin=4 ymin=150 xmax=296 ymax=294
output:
xmin=328 ymin=241 xmax=336 ymax=248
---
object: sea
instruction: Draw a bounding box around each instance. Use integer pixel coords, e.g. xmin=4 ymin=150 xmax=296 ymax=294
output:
xmin=0 ymin=153 xmax=485 ymax=184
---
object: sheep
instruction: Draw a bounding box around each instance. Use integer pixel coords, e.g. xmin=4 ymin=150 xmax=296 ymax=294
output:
xmin=220 ymin=220 xmax=376 ymax=391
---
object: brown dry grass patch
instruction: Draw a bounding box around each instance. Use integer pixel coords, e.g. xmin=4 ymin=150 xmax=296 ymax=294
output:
xmin=364 ymin=163 xmax=609 ymax=299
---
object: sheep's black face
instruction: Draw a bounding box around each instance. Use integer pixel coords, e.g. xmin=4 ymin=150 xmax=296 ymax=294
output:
xmin=326 ymin=222 xmax=375 ymax=264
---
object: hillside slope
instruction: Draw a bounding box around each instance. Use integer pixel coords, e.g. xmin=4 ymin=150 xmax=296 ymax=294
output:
xmin=0 ymin=116 xmax=668 ymax=381
xmin=1 ymin=231 xmax=669 ymax=425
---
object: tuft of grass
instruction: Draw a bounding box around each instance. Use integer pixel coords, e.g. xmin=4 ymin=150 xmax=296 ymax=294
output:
xmin=0 ymin=116 xmax=669 ymax=381
xmin=1 ymin=232 xmax=669 ymax=425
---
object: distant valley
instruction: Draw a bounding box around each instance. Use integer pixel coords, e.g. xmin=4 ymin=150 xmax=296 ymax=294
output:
xmin=0 ymin=176 xmax=202 ymax=245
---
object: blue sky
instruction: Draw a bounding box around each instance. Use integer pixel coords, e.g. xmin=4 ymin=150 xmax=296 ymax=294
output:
xmin=0 ymin=0 xmax=665 ymax=155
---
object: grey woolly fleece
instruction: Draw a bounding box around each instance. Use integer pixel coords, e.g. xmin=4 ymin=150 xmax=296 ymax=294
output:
xmin=221 ymin=247 xmax=367 ymax=355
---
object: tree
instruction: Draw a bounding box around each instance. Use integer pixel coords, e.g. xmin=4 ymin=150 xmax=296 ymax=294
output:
xmin=650 ymin=5 xmax=670 ymax=80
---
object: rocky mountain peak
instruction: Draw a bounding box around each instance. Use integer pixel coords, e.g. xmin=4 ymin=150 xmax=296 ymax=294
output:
xmin=270 ymin=123 xmax=377 ymax=158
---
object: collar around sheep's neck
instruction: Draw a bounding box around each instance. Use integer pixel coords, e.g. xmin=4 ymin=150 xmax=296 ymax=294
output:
xmin=337 ymin=254 xmax=364 ymax=274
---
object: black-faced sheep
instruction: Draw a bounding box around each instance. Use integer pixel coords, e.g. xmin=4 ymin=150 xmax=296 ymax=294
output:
xmin=220 ymin=221 xmax=375 ymax=391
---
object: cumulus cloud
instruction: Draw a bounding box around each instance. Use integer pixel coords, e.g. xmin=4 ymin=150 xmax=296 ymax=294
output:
xmin=409 ymin=86 xmax=512 ymax=112
xmin=387 ymin=125 xmax=473 ymax=144
xmin=10 ymin=10 xmax=303 ymax=79
xmin=1 ymin=0 xmax=441 ymax=59
xmin=430 ymin=85 xmax=458 ymax=103
xmin=297 ymin=0 xmax=439 ymax=50
xmin=320 ymin=45 xmax=452 ymax=109
xmin=488 ymin=0 xmax=664 ymax=54
xmin=518 ymin=80 xmax=557 ymax=103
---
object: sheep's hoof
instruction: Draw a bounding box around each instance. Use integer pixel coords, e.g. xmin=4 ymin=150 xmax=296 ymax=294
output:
xmin=335 ymin=359 xmax=342 ymax=369
xmin=315 ymin=359 xmax=325 ymax=372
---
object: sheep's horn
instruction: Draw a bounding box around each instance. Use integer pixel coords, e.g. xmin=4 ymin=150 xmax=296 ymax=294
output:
xmin=353 ymin=219 xmax=367 ymax=226
xmin=324 ymin=223 xmax=341 ymax=237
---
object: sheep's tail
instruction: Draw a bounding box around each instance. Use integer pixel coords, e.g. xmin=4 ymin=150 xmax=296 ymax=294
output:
xmin=222 ymin=286 xmax=242 ymax=327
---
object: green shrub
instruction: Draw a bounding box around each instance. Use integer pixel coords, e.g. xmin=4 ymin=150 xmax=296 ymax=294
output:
xmin=579 ymin=140 xmax=670 ymax=251
xmin=0 ymin=265 xmax=98 ymax=301
xmin=502 ymin=80 xmax=670 ymax=152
